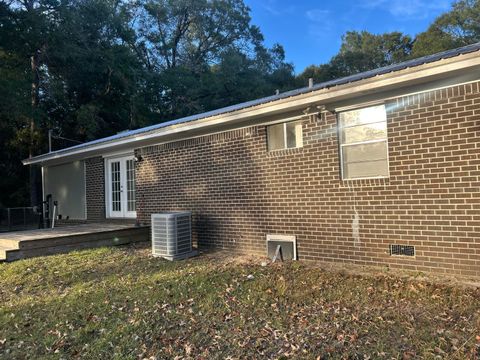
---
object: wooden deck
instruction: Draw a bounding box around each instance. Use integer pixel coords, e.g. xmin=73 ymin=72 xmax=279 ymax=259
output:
xmin=0 ymin=223 xmax=150 ymax=262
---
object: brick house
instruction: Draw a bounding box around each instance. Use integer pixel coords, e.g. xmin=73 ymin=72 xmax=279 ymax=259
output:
xmin=24 ymin=43 xmax=480 ymax=277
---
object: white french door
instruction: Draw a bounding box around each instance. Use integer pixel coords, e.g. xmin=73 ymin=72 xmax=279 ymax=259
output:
xmin=106 ymin=156 xmax=136 ymax=218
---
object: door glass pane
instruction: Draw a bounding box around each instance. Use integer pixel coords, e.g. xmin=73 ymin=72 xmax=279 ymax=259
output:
xmin=111 ymin=161 xmax=121 ymax=212
xmin=126 ymin=159 xmax=136 ymax=212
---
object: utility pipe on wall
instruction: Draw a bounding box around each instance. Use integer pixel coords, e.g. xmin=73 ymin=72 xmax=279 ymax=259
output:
xmin=51 ymin=201 xmax=57 ymax=229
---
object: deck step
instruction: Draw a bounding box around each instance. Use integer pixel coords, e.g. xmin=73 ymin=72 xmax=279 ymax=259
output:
xmin=16 ymin=227 xmax=148 ymax=250
xmin=0 ymin=238 xmax=20 ymax=249
xmin=0 ymin=244 xmax=17 ymax=261
xmin=0 ymin=226 xmax=150 ymax=262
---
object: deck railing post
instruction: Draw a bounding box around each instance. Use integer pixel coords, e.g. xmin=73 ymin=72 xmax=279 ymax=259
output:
xmin=7 ymin=208 xmax=11 ymax=231
xmin=24 ymin=208 xmax=27 ymax=226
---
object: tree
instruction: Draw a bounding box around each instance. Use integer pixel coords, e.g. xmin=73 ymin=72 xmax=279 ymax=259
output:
xmin=134 ymin=0 xmax=295 ymax=121
xmin=0 ymin=0 xmax=66 ymax=206
xmin=207 ymin=45 xmax=294 ymax=110
xmin=412 ymin=0 xmax=480 ymax=57
xmin=137 ymin=0 xmax=259 ymax=71
xmin=0 ymin=47 xmax=32 ymax=207
xmin=0 ymin=0 xmax=147 ymax=206
xmin=151 ymin=44 xmax=295 ymax=121
xmin=45 ymin=0 xmax=147 ymax=140
xmin=0 ymin=0 xmax=295 ymax=207
xmin=297 ymin=31 xmax=413 ymax=84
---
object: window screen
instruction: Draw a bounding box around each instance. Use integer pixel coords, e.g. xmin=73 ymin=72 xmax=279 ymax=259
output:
xmin=339 ymin=105 xmax=389 ymax=179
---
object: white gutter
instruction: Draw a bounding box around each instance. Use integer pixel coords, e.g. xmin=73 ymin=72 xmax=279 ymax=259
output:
xmin=23 ymin=51 xmax=480 ymax=166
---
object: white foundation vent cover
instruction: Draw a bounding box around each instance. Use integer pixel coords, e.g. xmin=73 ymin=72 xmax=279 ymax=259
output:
xmin=151 ymin=212 xmax=197 ymax=260
xmin=266 ymin=234 xmax=297 ymax=260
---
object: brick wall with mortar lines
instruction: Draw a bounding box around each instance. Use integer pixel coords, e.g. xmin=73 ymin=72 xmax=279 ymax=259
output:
xmin=85 ymin=157 xmax=106 ymax=221
xmin=134 ymin=81 xmax=480 ymax=277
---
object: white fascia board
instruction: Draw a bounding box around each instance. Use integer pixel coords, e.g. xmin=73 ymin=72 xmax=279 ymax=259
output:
xmin=101 ymin=149 xmax=135 ymax=159
xmin=23 ymin=52 xmax=480 ymax=166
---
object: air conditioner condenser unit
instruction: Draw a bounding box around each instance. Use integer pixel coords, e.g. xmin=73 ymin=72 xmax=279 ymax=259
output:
xmin=151 ymin=212 xmax=197 ymax=260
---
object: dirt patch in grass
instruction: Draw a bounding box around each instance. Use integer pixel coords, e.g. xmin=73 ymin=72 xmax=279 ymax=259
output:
xmin=0 ymin=244 xmax=479 ymax=359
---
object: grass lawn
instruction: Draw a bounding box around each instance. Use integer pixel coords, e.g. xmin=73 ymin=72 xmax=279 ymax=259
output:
xmin=0 ymin=244 xmax=479 ymax=359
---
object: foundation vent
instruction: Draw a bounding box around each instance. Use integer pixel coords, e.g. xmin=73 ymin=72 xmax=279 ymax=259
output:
xmin=389 ymin=244 xmax=415 ymax=257
xmin=266 ymin=234 xmax=297 ymax=260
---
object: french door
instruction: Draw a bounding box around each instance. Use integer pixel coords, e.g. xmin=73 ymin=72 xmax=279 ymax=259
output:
xmin=106 ymin=156 xmax=136 ymax=218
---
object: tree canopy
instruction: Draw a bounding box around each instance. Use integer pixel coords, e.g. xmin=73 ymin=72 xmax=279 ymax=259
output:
xmin=298 ymin=31 xmax=413 ymax=85
xmin=298 ymin=0 xmax=480 ymax=83
xmin=0 ymin=0 xmax=295 ymax=206
xmin=412 ymin=0 xmax=480 ymax=57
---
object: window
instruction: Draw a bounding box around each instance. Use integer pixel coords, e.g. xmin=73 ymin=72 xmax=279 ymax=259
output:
xmin=267 ymin=121 xmax=303 ymax=151
xmin=339 ymin=104 xmax=389 ymax=179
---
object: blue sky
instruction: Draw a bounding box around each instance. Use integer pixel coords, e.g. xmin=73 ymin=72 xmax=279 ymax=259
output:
xmin=244 ymin=0 xmax=453 ymax=73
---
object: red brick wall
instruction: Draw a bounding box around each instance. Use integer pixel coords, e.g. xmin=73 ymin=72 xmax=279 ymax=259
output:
xmin=134 ymin=81 xmax=480 ymax=277
xmin=85 ymin=157 xmax=105 ymax=221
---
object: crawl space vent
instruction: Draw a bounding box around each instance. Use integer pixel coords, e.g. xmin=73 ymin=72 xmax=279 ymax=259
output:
xmin=389 ymin=244 xmax=415 ymax=257
xmin=266 ymin=234 xmax=297 ymax=260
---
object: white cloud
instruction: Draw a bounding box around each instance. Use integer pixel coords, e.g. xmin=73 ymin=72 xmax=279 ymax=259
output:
xmin=361 ymin=0 xmax=451 ymax=19
xmin=305 ymin=9 xmax=334 ymax=39
xmin=261 ymin=0 xmax=296 ymax=16
xmin=306 ymin=9 xmax=331 ymax=22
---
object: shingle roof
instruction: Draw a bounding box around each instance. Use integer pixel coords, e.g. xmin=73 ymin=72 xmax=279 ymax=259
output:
xmin=26 ymin=41 xmax=480 ymax=163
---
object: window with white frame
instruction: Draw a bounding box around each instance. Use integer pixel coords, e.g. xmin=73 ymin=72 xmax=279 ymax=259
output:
xmin=339 ymin=104 xmax=389 ymax=179
xmin=267 ymin=121 xmax=303 ymax=151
